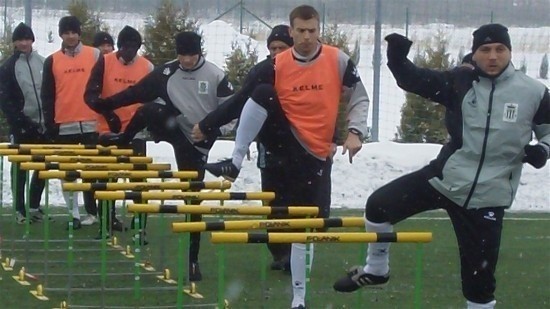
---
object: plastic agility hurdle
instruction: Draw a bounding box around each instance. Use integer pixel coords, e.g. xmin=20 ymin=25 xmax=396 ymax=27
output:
xmin=172 ymin=217 xmax=365 ymax=232
xmin=0 ymin=149 xmax=173 ymax=307
xmin=0 ymin=148 xmax=134 ymax=156
xmin=0 ymin=143 xmax=117 ymax=149
xmin=20 ymin=162 xmax=171 ymax=171
xmin=127 ymin=203 xmax=320 ymax=309
xmin=8 ymin=155 xmax=152 ymax=163
xmin=62 ymin=180 xmax=232 ymax=192
xmin=38 ymin=170 xmax=198 ymax=180
xmin=60 ymin=181 xmax=236 ymax=308
xmin=211 ymin=231 xmax=432 ymax=309
xmin=96 ymin=191 xmax=275 ymax=202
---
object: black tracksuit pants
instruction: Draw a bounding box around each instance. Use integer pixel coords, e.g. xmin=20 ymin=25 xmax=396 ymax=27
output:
xmin=365 ymin=166 xmax=503 ymax=304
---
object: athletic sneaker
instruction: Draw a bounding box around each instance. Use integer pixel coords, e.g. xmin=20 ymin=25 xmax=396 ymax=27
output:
xmin=30 ymin=208 xmax=54 ymax=223
xmin=15 ymin=212 xmax=29 ymax=224
xmin=81 ymin=214 xmax=98 ymax=226
xmin=188 ymin=262 xmax=202 ymax=282
xmin=291 ymin=305 xmax=306 ymax=309
xmin=333 ymin=265 xmax=390 ymax=292
xmin=66 ymin=218 xmax=82 ymax=230
xmin=204 ymin=159 xmax=240 ymax=182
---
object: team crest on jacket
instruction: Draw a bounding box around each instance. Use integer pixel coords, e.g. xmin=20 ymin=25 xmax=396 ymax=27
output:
xmin=198 ymin=81 xmax=209 ymax=94
xmin=503 ymin=103 xmax=518 ymax=122
xmin=163 ymin=67 xmax=171 ymax=75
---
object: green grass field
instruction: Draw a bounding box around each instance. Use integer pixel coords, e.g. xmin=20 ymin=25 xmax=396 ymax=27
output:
xmin=0 ymin=208 xmax=548 ymax=309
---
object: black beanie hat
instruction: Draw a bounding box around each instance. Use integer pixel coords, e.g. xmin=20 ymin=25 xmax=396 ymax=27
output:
xmin=12 ymin=22 xmax=34 ymax=42
xmin=93 ymin=31 xmax=114 ymax=48
xmin=472 ymin=23 xmax=511 ymax=52
xmin=117 ymin=26 xmax=142 ymax=49
xmin=175 ymin=31 xmax=202 ymax=55
xmin=267 ymin=25 xmax=293 ymax=47
xmin=58 ymin=16 xmax=81 ymax=36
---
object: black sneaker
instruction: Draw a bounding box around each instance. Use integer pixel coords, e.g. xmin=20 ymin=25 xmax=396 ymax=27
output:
xmin=111 ymin=220 xmax=127 ymax=232
xmin=188 ymin=262 xmax=202 ymax=282
xmin=291 ymin=305 xmax=306 ymax=309
xmin=66 ymin=218 xmax=82 ymax=230
xmin=333 ymin=266 xmax=389 ymax=293
xmin=98 ymin=132 xmax=128 ymax=147
xmin=204 ymin=159 xmax=240 ymax=182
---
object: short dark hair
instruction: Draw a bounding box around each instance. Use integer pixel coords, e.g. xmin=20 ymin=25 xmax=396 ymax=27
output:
xmin=289 ymin=5 xmax=320 ymax=27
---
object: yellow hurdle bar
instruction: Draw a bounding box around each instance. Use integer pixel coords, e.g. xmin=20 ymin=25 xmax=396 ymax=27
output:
xmin=210 ymin=232 xmax=433 ymax=244
xmin=39 ymin=170 xmax=198 ymax=180
xmin=0 ymin=143 xmax=117 ymax=149
xmin=0 ymin=148 xmax=133 ymax=156
xmin=172 ymin=217 xmax=365 ymax=232
xmin=20 ymin=162 xmax=171 ymax=171
xmin=127 ymin=203 xmax=319 ymax=217
xmin=63 ymin=180 xmax=231 ymax=192
xmin=7 ymin=155 xmax=153 ymax=163
xmin=95 ymin=191 xmax=275 ymax=201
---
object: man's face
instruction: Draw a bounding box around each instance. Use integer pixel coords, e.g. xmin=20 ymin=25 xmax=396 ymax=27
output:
xmin=178 ymin=54 xmax=199 ymax=70
xmin=290 ymin=18 xmax=320 ymax=56
xmin=118 ymin=43 xmax=140 ymax=63
xmin=14 ymin=39 xmax=33 ymax=54
xmin=61 ymin=31 xmax=80 ymax=48
xmin=98 ymin=43 xmax=114 ymax=55
xmin=472 ymin=43 xmax=511 ymax=76
xmin=268 ymin=41 xmax=290 ymax=58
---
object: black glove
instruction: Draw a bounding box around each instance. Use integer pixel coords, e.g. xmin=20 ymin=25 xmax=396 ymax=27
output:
xmin=88 ymin=98 xmax=112 ymax=113
xmin=44 ymin=124 xmax=59 ymax=141
xmin=385 ymin=33 xmax=413 ymax=62
xmin=522 ymin=144 xmax=549 ymax=169
xmin=102 ymin=110 xmax=122 ymax=133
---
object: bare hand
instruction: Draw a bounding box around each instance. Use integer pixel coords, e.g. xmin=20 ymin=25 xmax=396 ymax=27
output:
xmin=191 ymin=124 xmax=206 ymax=142
xmin=342 ymin=133 xmax=362 ymax=163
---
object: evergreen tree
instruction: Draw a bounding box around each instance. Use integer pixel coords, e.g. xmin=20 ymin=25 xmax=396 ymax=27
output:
xmin=224 ymin=38 xmax=258 ymax=91
xmin=539 ymin=53 xmax=548 ymax=79
xmin=398 ymin=33 xmax=450 ymax=144
xmin=67 ymin=0 xmax=108 ymax=46
xmin=322 ymin=24 xmax=366 ymax=144
xmin=519 ymin=57 xmax=527 ymax=74
xmin=143 ymin=0 xmax=201 ymax=66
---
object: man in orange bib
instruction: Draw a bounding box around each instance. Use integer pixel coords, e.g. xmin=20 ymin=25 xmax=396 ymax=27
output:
xmin=41 ymin=16 xmax=101 ymax=230
xmin=85 ymin=25 xmax=154 ymax=238
xmin=204 ymin=5 xmax=369 ymax=309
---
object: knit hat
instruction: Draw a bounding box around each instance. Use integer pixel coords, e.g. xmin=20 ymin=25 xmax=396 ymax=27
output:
xmin=12 ymin=22 xmax=34 ymax=42
xmin=175 ymin=31 xmax=202 ymax=55
xmin=117 ymin=26 xmax=142 ymax=49
xmin=472 ymin=23 xmax=511 ymax=52
xmin=58 ymin=16 xmax=81 ymax=36
xmin=93 ymin=31 xmax=114 ymax=48
xmin=267 ymin=25 xmax=293 ymax=47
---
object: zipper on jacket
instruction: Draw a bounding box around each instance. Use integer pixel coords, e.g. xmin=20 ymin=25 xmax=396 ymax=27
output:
xmin=25 ymin=54 xmax=43 ymax=128
xmin=464 ymin=81 xmax=496 ymax=208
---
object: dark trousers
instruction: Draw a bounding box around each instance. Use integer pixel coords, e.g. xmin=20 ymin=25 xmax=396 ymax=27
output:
xmin=365 ymin=166 xmax=503 ymax=304
xmin=97 ymin=138 xmax=147 ymax=229
xmin=123 ymin=103 xmax=209 ymax=263
xmin=11 ymin=133 xmax=46 ymax=215
xmin=252 ymin=84 xmax=329 ymax=261
xmin=56 ymin=132 xmax=99 ymax=216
